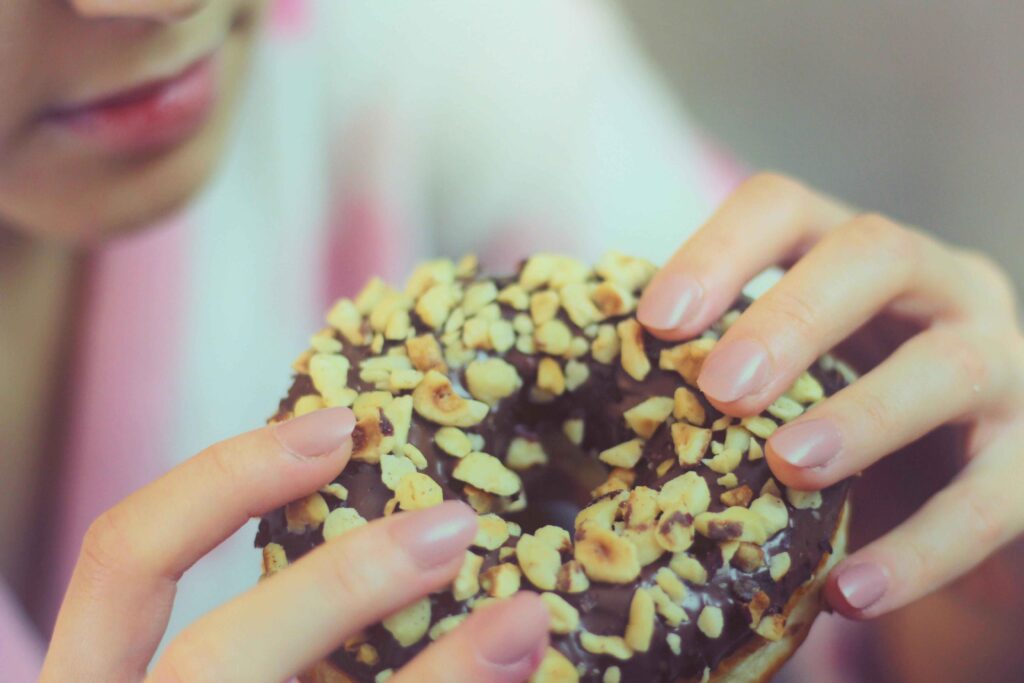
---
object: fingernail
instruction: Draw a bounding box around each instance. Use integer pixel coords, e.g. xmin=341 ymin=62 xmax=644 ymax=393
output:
xmin=273 ymin=407 xmax=356 ymax=458
xmin=477 ymin=593 xmax=550 ymax=666
xmin=637 ymin=273 xmax=704 ymax=331
xmin=836 ymin=563 xmax=889 ymax=610
xmin=391 ymin=501 xmax=478 ymax=569
xmin=697 ymin=339 xmax=771 ymax=402
xmin=769 ymin=419 xmax=842 ymax=468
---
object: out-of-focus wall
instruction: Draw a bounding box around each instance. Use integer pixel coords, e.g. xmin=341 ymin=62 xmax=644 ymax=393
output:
xmin=620 ymin=2 xmax=1024 ymax=290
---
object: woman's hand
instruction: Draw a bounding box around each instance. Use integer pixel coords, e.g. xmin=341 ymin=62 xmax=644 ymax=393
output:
xmin=40 ymin=407 xmax=549 ymax=683
xmin=637 ymin=172 xmax=1024 ymax=619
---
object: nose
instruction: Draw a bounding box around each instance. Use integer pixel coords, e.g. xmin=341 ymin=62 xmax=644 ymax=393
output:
xmin=69 ymin=0 xmax=206 ymax=20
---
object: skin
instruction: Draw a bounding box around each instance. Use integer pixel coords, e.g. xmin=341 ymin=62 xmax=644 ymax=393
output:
xmin=5 ymin=2 xmax=1022 ymax=682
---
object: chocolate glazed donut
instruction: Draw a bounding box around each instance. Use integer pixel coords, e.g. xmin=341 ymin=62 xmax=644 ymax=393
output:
xmin=254 ymin=253 xmax=854 ymax=683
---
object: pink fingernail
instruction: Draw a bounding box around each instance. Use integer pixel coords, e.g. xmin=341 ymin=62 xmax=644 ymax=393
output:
xmin=637 ymin=273 xmax=704 ymax=331
xmin=697 ymin=339 xmax=771 ymax=402
xmin=769 ymin=419 xmax=842 ymax=468
xmin=476 ymin=592 xmax=550 ymax=667
xmin=273 ymin=407 xmax=355 ymax=458
xmin=391 ymin=501 xmax=478 ymax=569
xmin=836 ymin=563 xmax=889 ymax=610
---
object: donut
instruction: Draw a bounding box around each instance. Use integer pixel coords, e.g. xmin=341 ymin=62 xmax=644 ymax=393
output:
xmin=254 ymin=252 xmax=854 ymax=683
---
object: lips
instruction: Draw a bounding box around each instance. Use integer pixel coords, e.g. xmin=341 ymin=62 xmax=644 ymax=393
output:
xmin=42 ymin=54 xmax=219 ymax=155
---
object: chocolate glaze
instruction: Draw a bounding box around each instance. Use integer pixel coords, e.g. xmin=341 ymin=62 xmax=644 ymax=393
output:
xmin=255 ymin=276 xmax=851 ymax=683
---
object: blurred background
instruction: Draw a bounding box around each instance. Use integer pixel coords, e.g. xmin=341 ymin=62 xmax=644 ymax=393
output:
xmin=621 ymin=1 xmax=1024 ymax=290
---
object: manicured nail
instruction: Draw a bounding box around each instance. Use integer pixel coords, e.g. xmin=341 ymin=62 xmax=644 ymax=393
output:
xmin=273 ymin=407 xmax=355 ymax=458
xmin=836 ymin=563 xmax=889 ymax=610
xmin=637 ymin=273 xmax=704 ymax=331
xmin=769 ymin=419 xmax=842 ymax=468
xmin=697 ymin=339 xmax=771 ymax=402
xmin=392 ymin=501 xmax=478 ymax=569
xmin=476 ymin=593 xmax=550 ymax=667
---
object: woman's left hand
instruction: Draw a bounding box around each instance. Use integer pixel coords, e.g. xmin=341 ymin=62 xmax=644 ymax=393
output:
xmin=636 ymin=172 xmax=1024 ymax=619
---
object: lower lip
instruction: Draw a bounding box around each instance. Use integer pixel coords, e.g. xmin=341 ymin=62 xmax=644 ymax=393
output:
xmin=44 ymin=56 xmax=219 ymax=155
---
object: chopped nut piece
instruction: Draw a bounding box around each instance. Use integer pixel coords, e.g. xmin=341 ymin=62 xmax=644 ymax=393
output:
xmin=506 ymin=437 xmax=549 ymax=470
xmin=384 ymin=309 xmax=413 ymax=341
xmin=294 ymin=394 xmax=326 ymax=417
xmin=595 ymin=251 xmax=656 ymax=291
xmin=750 ymin=493 xmax=789 ymax=537
xmin=536 ymin=357 xmax=566 ymax=396
xmin=666 ymin=633 xmax=682 ymax=656
xmin=617 ymin=319 xmax=651 ymax=381
xmin=376 ymin=670 xmax=394 ymax=683
xmin=519 ymin=254 xmax=561 ymax=291
xmin=309 ymin=353 xmax=352 ymax=406
xmin=761 ymin=478 xmax=783 ymax=498
xmin=462 ymin=281 xmax=498 ymax=315
xmin=748 ymin=439 xmax=765 ymax=461
xmin=716 ymin=473 xmax=739 ymax=489
xmin=770 ymin=552 xmax=792 ymax=581
xmin=497 ymin=284 xmax=530 ymax=310
xmin=564 ymin=360 xmax=590 ymax=391
xmin=382 ymin=597 xmax=431 ymax=647
xmin=655 ymin=459 xmax=675 ymax=478
xmin=405 ymin=334 xmax=447 ymax=373
xmin=562 ymin=418 xmax=584 ymax=445
xmin=350 ymin=413 xmax=393 ymax=465
xmin=355 ymin=643 xmax=379 ymax=667
xmin=320 ymin=483 xmax=349 ymax=500
xmin=755 ymin=614 xmax=786 ymax=641
xmin=575 ymin=492 xmax=627 ymax=532
xmin=473 ymin=514 xmax=510 ymax=550
xmin=670 ymin=553 xmax=708 ymax=585
xmin=383 ymin=395 xmax=414 ymax=448
xmin=402 ymin=443 xmax=428 ymax=470
xmin=591 ymin=324 xmax=620 ymax=364
xmin=541 ymin=592 xmax=580 ymax=634
xmin=649 ymin=585 xmax=688 ymax=626
xmin=405 ymin=260 xmax=456 ymax=299
xmin=659 ymin=338 xmax=715 ymax=385
xmin=655 ymin=566 xmax=687 ymax=603
xmin=387 ymin=368 xmax=423 ymax=392
xmin=560 ymin=282 xmax=603 ymax=328
xmin=767 ymin=395 xmax=804 ymax=422
xmin=489 ymin=320 xmax=516 ymax=353
xmin=657 ymin=471 xmax=711 ymax=515
xmin=380 ymin=454 xmax=417 ymax=491
xmin=786 ymin=371 xmax=825 ymax=404
xmin=535 ymin=319 xmax=572 ymax=356
xmin=602 ymin=667 xmax=622 ymax=683
xmin=481 ymin=563 xmax=522 ymax=598
xmin=453 ymin=551 xmax=483 ymax=601
xmin=512 ymin=312 xmax=534 ymax=334
xmin=465 ymin=358 xmax=522 ymax=406
xmin=695 ymin=507 xmax=769 ymax=544
xmin=444 ymin=308 xmax=466 ymax=336
xmin=535 ymin=525 xmax=572 ymax=553
xmin=622 ymin=486 xmax=660 ymax=527
xmin=286 ymin=493 xmax=329 ymax=533
xmin=732 ymin=542 xmax=766 ymax=571
xmin=261 ymin=543 xmax=288 ymax=576
xmin=530 ymin=290 xmax=561 ymax=326
xmin=310 ymin=328 xmax=343 ymax=354
xmin=672 ymin=423 xmax=712 ymax=467
xmin=529 ymin=647 xmax=579 ymax=683
xmin=704 ymin=446 xmax=743 ymax=474
xmin=673 ymin=387 xmax=706 ymax=425
xmin=435 ymin=427 xmax=472 ymax=457
xmin=655 ymin=509 xmax=696 ymax=552
xmin=721 ymin=485 xmax=755 ymax=508
xmin=625 ymin=588 xmax=655 ymax=653
xmin=742 ymin=416 xmax=778 ymax=439
xmin=786 ymin=487 xmax=823 ymax=510
xmin=515 ymin=534 xmax=561 ymax=590
xmin=456 ymin=253 xmax=479 ymax=278
xmin=622 ymin=525 xmax=666 ymax=567
xmin=369 ymin=292 xmax=413 ymax=333
xmin=462 ymin=316 xmax=492 ymax=350
xmin=698 ymin=606 xmax=724 ymax=638
xmin=574 ymin=527 xmax=641 ymax=583
xmin=747 ymin=590 xmax=770 ymax=628
xmin=429 ymin=614 xmax=468 ymax=641
xmin=556 ymin=560 xmax=591 ymax=593
xmin=711 ymin=415 xmax=734 ymax=431
xmin=416 ymin=283 xmax=460 ymax=330
xmin=724 ymin=426 xmax=752 ymax=453
xmin=453 ymin=452 xmax=522 ymax=496
xmin=598 ymin=439 xmax=645 ymax=468
xmin=326 ymin=298 xmax=366 ymax=345
xmin=394 ymin=473 xmax=444 ymax=510
xmin=412 ymin=370 xmax=489 ymax=427
xmin=463 ymin=484 xmax=496 ymax=514
xmin=623 ymin=396 xmax=674 ymax=439
xmin=580 ymin=632 xmax=633 ymax=661
xmin=591 ymin=281 xmax=635 ymax=317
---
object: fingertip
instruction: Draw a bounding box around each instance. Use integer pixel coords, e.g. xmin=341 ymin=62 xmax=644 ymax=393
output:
xmin=272 ymin=406 xmax=356 ymax=459
xmin=637 ymin=272 xmax=705 ymax=338
xmin=825 ymin=560 xmax=891 ymax=620
xmin=473 ymin=592 xmax=551 ymax=676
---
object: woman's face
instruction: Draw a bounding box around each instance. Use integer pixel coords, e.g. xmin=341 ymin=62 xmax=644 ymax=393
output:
xmin=0 ymin=0 xmax=267 ymax=243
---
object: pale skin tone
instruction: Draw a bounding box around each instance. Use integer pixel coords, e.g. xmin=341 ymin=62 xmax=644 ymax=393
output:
xmin=2 ymin=1 xmax=1022 ymax=682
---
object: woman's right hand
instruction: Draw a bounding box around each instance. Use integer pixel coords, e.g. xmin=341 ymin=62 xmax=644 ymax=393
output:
xmin=40 ymin=407 xmax=550 ymax=683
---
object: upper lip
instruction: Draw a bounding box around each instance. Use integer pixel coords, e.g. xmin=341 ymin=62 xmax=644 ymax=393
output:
xmin=43 ymin=52 xmax=214 ymax=119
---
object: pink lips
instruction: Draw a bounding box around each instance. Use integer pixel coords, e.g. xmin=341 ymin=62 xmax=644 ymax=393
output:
xmin=43 ymin=55 xmax=219 ymax=155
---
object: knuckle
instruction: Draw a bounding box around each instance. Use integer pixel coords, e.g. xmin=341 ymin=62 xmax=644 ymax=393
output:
xmin=900 ymin=535 xmax=934 ymax=588
xmin=759 ymin=288 xmax=820 ymax=342
xmin=927 ymin=328 xmax=990 ymax=391
xmin=80 ymin=507 xmax=137 ymax=583
xmin=154 ymin=630 xmax=224 ymax=683
xmin=958 ymin=481 xmax=1007 ymax=547
xmin=322 ymin=538 xmax=386 ymax=605
xmin=849 ymin=213 xmax=917 ymax=262
xmin=958 ymin=249 xmax=1018 ymax=312
xmin=741 ymin=171 xmax=808 ymax=204
xmin=854 ymin=387 xmax=892 ymax=434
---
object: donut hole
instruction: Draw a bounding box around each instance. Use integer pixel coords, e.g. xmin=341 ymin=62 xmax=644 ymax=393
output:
xmin=504 ymin=434 xmax=607 ymax=535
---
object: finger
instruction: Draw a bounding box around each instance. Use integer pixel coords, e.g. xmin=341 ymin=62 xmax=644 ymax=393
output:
xmin=389 ymin=593 xmax=550 ymax=683
xmin=41 ymin=407 xmax=355 ymax=683
xmin=764 ymin=326 xmax=1008 ymax=491
xmin=147 ymin=502 xmax=478 ymax=683
xmin=638 ymin=172 xmax=853 ymax=340
xmin=824 ymin=427 xmax=1024 ymax=619
xmin=697 ymin=215 xmax=984 ymax=413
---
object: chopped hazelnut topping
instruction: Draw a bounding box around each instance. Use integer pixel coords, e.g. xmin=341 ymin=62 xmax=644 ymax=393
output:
xmin=294 ymin=394 xmax=326 ymax=417
xmin=694 ymin=506 xmax=769 ymax=544
xmin=755 ymin=614 xmax=787 ymax=641
xmin=560 ymin=282 xmax=603 ymax=328
xmin=435 ymin=426 xmax=472 ymax=457
xmin=579 ymin=632 xmax=633 ymax=661
xmin=405 ymin=334 xmax=447 ymax=373
xmin=564 ymin=360 xmax=590 ymax=391
xmin=767 ymin=395 xmax=804 ymax=422
xmin=537 ymin=357 xmax=567 ymax=396
xmin=497 ymin=284 xmax=530 ymax=310
xmin=535 ymin=525 xmax=573 ymax=553
xmin=416 ymin=283 xmax=460 ymax=330
xmin=591 ymin=281 xmax=636 ymax=317
xmin=285 ymin=493 xmax=329 ymax=533
xmin=732 ymin=542 xmax=766 ymax=572
xmin=480 ymin=563 xmax=522 ymax=598
xmin=309 ymin=353 xmax=352 ymax=407
xmin=786 ymin=487 xmax=823 ymax=510
xmin=402 ymin=443 xmax=428 ymax=470
xmin=617 ymin=319 xmax=651 ymax=381
xmin=394 ymin=473 xmax=444 ymax=510
xmin=489 ymin=320 xmax=516 ymax=353
xmin=666 ymin=633 xmax=682 ymax=656
xmin=721 ymin=485 xmax=755 ymax=508
xmin=535 ymin=319 xmax=572 ymax=356
xmin=326 ymin=298 xmax=366 ymax=346
xmin=473 ymin=514 xmax=511 ymax=550
xmin=591 ymin=324 xmax=620 ymax=364
xmin=453 ymin=452 xmax=522 ymax=496
xmin=742 ymin=416 xmax=778 ymax=439
xmin=624 ymin=588 xmax=655 ymax=653
xmin=320 ymin=483 xmax=349 ymax=500
xmin=649 ymin=584 xmax=688 ymax=626
xmin=703 ymin=446 xmax=743 ymax=474
xmin=698 ymin=606 xmax=725 ymax=639
xmin=465 ymin=358 xmax=523 ymax=406
xmin=530 ymin=290 xmax=561 ymax=326
xmin=672 ymin=423 xmax=712 ymax=467
xmin=655 ymin=566 xmax=687 ymax=603
xmin=670 ymin=553 xmax=708 ymax=585
xmin=452 ymin=551 xmax=483 ymax=601
xmin=785 ymin=371 xmax=825 ymax=404
xmin=602 ymin=667 xmax=622 ymax=683
xmin=655 ymin=509 xmax=696 ymax=552
xmin=261 ymin=543 xmax=288 ymax=576
xmin=404 ymin=260 xmax=456 ymax=299
xmin=673 ymin=387 xmax=706 ymax=425
xmin=621 ymin=486 xmax=660 ymax=527
xmin=658 ymin=471 xmax=711 ymax=515
xmin=598 ymin=439 xmax=645 ymax=468
xmin=412 ymin=370 xmax=489 ymax=427
xmin=531 ymin=648 xmax=579 ymax=683
xmin=556 ymin=560 xmax=591 ymax=593
xmin=516 ymin=534 xmax=562 ymax=590
xmin=382 ymin=597 xmax=431 ymax=647
xmin=462 ymin=281 xmax=498 ymax=315
xmin=380 ymin=454 xmax=417 ymax=491
xmin=623 ymin=396 xmax=674 ymax=439
xmin=574 ymin=527 xmax=641 ymax=583
xmin=770 ymin=552 xmax=792 ymax=581
xmin=659 ymin=338 xmax=716 ymax=385
xmin=750 ymin=493 xmax=790 ymax=537
xmin=429 ymin=614 xmax=468 ymax=641
xmin=506 ymin=437 xmax=549 ymax=470
xmin=595 ymin=251 xmax=656 ymax=292
xmin=562 ymin=418 xmax=585 ymax=446
xmin=541 ymin=592 xmax=580 ymax=634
